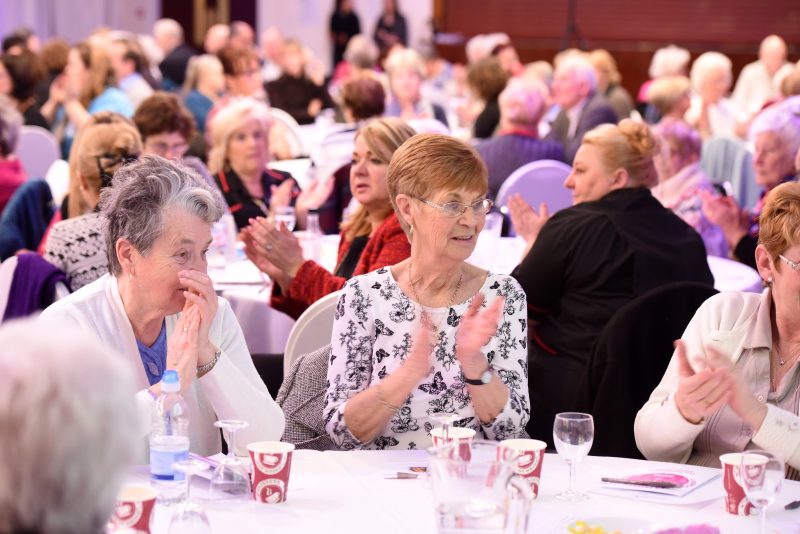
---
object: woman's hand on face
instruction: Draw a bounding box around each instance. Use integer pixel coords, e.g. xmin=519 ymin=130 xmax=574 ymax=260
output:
xmin=48 ymin=74 xmax=67 ymax=103
xmin=166 ymin=302 xmax=201 ymax=393
xmin=248 ymin=217 xmax=305 ymax=276
xmin=455 ymin=294 xmax=504 ymax=378
xmin=507 ymin=194 xmax=549 ymax=246
xmin=699 ymin=190 xmax=748 ymax=247
xmin=178 ymin=269 xmax=218 ymax=365
xmin=673 ymin=340 xmax=732 ymax=425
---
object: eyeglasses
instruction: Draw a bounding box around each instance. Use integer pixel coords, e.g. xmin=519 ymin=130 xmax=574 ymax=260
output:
xmin=416 ymin=197 xmax=493 ymax=218
xmin=779 ymin=254 xmax=800 ymax=272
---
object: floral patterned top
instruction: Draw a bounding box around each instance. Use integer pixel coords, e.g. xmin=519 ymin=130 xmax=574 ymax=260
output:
xmin=323 ymin=267 xmax=530 ymax=450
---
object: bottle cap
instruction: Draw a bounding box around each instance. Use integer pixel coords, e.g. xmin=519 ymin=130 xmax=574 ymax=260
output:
xmin=161 ymin=369 xmax=180 ymax=393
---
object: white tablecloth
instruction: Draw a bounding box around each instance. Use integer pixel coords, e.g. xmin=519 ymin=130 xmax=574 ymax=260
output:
xmin=209 ymin=236 xmax=341 ymax=355
xmin=132 ymin=450 xmax=800 ymax=533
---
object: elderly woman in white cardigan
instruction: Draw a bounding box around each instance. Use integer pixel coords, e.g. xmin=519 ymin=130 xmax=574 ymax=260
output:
xmin=42 ymin=155 xmax=284 ymax=456
xmin=635 ymin=182 xmax=800 ymax=479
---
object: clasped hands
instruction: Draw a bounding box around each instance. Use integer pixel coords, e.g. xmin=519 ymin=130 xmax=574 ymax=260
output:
xmin=673 ymin=340 xmax=766 ymax=430
xmin=152 ymin=270 xmax=218 ymax=395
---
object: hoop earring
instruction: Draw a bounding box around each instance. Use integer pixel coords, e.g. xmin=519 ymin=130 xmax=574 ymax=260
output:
xmin=409 ymin=225 xmax=414 ymax=238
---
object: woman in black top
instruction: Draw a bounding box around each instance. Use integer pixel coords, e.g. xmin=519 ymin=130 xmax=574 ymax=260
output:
xmin=373 ymin=0 xmax=408 ymax=57
xmin=329 ymin=0 xmax=361 ymax=70
xmin=510 ymin=119 xmax=714 ymax=442
xmin=467 ymin=57 xmax=508 ymax=139
xmin=207 ymin=97 xmax=297 ymax=230
xmin=265 ymin=40 xmax=335 ymax=125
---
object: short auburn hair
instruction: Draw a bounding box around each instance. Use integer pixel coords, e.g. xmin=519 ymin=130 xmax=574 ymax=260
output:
xmin=133 ymin=92 xmax=196 ymax=142
xmin=387 ymin=133 xmax=487 ymax=235
xmin=341 ymin=74 xmax=385 ymax=120
xmin=759 ymin=182 xmax=800 ymax=263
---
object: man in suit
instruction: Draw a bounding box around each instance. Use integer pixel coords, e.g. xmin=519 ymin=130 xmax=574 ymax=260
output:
xmin=154 ymin=18 xmax=197 ymax=91
xmin=476 ymin=78 xmax=566 ymax=200
xmin=546 ymin=55 xmax=617 ymax=163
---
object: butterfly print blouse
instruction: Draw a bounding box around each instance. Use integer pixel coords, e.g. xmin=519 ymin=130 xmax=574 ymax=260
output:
xmin=323 ymin=267 xmax=530 ymax=450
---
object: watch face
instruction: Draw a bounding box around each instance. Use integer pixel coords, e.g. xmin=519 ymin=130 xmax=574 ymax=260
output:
xmin=480 ymin=370 xmax=492 ymax=384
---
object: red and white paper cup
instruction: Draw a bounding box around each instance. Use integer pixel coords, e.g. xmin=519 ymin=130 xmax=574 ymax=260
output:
xmin=430 ymin=427 xmax=476 ymax=461
xmin=500 ymin=439 xmax=547 ymax=497
xmin=248 ymin=441 xmax=295 ymax=504
xmin=719 ymin=452 xmax=757 ymax=516
xmin=110 ymin=484 xmax=157 ymax=533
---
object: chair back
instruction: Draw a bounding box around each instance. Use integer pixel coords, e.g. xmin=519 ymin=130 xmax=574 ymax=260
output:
xmin=283 ymin=290 xmax=341 ymax=376
xmin=495 ymin=160 xmax=573 ymax=234
xmin=581 ymin=281 xmax=718 ymax=459
xmin=44 ymin=159 xmax=69 ymax=207
xmin=700 ymin=136 xmax=759 ymax=210
xmin=0 ymin=256 xmax=18 ymax=319
xmin=16 ymin=126 xmax=60 ymax=180
xmin=268 ymin=107 xmax=305 ymax=158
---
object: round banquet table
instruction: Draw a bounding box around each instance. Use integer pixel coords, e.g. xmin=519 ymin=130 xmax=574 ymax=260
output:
xmin=129 ymin=450 xmax=800 ymax=534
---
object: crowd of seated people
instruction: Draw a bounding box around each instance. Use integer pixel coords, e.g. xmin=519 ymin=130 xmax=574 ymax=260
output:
xmin=2 ymin=22 xmax=800 ymax=531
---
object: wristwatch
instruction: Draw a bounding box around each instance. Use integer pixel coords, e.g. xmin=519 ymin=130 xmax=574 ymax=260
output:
xmin=464 ymin=366 xmax=492 ymax=386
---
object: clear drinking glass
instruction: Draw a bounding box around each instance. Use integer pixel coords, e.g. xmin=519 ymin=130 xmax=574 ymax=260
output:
xmin=274 ymin=206 xmax=296 ymax=231
xmin=553 ymin=412 xmax=594 ymax=501
xmin=210 ymin=420 xmax=251 ymax=498
xmin=168 ymin=459 xmax=211 ymax=534
xmin=740 ymin=450 xmax=784 ymax=534
xmin=430 ymin=412 xmax=458 ymax=444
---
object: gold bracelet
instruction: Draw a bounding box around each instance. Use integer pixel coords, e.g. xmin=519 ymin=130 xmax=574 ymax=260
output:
xmin=375 ymin=383 xmax=401 ymax=412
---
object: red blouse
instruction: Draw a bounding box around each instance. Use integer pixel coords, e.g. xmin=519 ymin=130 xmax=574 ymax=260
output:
xmin=271 ymin=212 xmax=410 ymax=320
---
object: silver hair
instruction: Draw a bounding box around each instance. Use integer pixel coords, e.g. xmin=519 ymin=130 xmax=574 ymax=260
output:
xmin=153 ymin=18 xmax=183 ymax=41
xmin=498 ymin=78 xmax=547 ymax=127
xmin=0 ymin=96 xmax=23 ymax=157
xmin=649 ymin=45 xmax=690 ymax=79
xmin=750 ymin=95 xmax=800 ymax=161
xmin=385 ymin=47 xmax=425 ymax=78
xmin=0 ymin=317 xmax=140 ymax=534
xmin=557 ymin=55 xmax=597 ymax=92
xmin=101 ymin=155 xmax=225 ymax=276
xmin=344 ymin=35 xmax=379 ymax=69
xmin=690 ymin=51 xmax=732 ymax=92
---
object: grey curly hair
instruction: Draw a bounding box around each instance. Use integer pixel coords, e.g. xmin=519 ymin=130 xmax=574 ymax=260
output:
xmin=100 ymin=155 xmax=225 ymax=276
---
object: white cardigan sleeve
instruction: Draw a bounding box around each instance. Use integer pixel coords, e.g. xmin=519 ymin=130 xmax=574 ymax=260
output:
xmin=194 ymin=298 xmax=285 ymax=455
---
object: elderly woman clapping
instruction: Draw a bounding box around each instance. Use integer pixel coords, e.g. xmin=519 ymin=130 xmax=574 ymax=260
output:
xmin=324 ymin=134 xmax=530 ymax=450
xmin=42 ymin=156 xmax=284 ymax=456
xmin=701 ymin=97 xmax=800 ymax=270
xmin=636 ymin=182 xmax=800 ymax=478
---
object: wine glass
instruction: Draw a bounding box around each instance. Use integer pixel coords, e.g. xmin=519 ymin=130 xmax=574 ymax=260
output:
xmin=168 ymin=459 xmax=211 ymax=534
xmin=430 ymin=411 xmax=458 ymax=445
xmin=553 ymin=412 xmax=594 ymax=501
xmin=740 ymin=450 xmax=784 ymax=534
xmin=210 ymin=420 xmax=251 ymax=498
xmin=274 ymin=206 xmax=296 ymax=231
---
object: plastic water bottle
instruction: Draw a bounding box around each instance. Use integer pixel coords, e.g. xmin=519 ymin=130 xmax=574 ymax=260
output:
xmin=150 ymin=370 xmax=190 ymax=504
xmin=303 ymin=209 xmax=324 ymax=263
